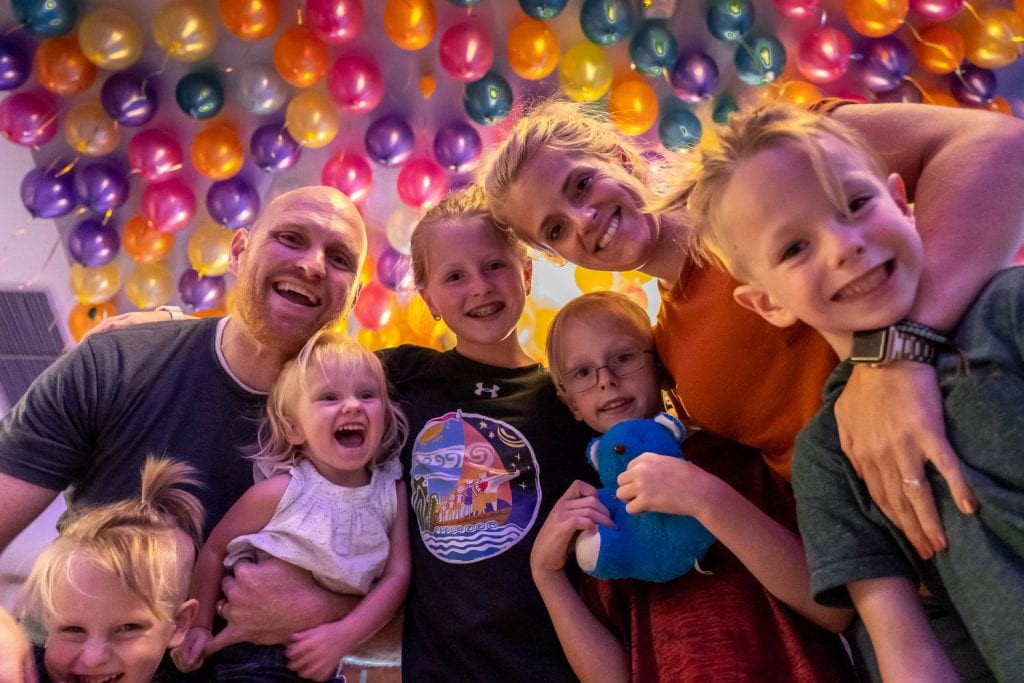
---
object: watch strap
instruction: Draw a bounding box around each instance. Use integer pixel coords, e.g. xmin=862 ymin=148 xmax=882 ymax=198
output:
xmin=156 ymin=305 xmax=185 ymax=321
xmin=854 ymin=320 xmax=951 ymax=366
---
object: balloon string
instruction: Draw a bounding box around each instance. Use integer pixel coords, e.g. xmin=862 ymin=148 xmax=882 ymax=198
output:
xmin=296 ymin=3 xmax=303 ymax=25
xmin=962 ymin=1 xmax=982 ymax=23
xmin=141 ymin=52 xmax=172 ymax=95
xmin=4 ymin=23 xmax=24 ymax=36
xmin=18 ymin=234 xmax=62 ymax=291
xmin=903 ymin=75 xmax=933 ymax=103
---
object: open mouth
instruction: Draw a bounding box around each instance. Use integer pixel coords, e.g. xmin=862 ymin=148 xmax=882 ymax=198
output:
xmin=597 ymin=210 xmax=620 ymax=251
xmin=273 ymin=281 xmax=321 ymax=307
xmin=335 ymin=424 xmax=366 ymax=448
xmin=68 ymin=674 xmax=123 ymax=683
xmin=599 ymin=396 xmax=633 ymax=412
xmin=832 ymin=261 xmax=893 ymax=302
xmin=467 ymin=302 xmax=504 ymax=318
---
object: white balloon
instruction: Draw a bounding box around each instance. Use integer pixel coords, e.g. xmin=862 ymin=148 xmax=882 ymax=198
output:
xmin=235 ymin=63 xmax=290 ymax=116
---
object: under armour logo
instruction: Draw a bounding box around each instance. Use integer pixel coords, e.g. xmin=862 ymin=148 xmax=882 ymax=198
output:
xmin=474 ymin=383 xmax=500 ymax=398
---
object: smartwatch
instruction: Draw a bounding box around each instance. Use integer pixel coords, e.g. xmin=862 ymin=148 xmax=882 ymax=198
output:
xmin=156 ymin=305 xmax=185 ymax=321
xmin=849 ymin=320 xmax=950 ymax=366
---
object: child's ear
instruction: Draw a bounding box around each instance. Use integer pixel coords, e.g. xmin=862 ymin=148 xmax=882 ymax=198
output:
xmin=522 ymin=259 xmax=534 ymax=296
xmin=418 ymin=289 xmax=441 ymax=321
xmin=887 ymin=173 xmax=914 ymax=220
xmin=733 ymin=284 xmax=799 ymax=328
xmin=282 ymin=416 xmax=305 ymax=445
xmin=168 ymin=598 xmax=200 ymax=649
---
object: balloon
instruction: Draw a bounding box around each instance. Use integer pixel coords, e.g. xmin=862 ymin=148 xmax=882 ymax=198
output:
xmin=580 ymin=0 xmax=634 ymax=45
xmin=923 ymin=90 xmax=959 ymax=107
xmin=406 ymin=293 xmax=437 ymax=337
xmin=963 ymin=8 xmax=1024 ymax=70
xmin=188 ymin=222 xmax=234 ymax=276
xmin=448 ymin=0 xmax=482 ymax=5
xmin=124 ymin=262 xmax=173 ymax=309
xmin=772 ymin=0 xmax=821 ymax=21
xmin=285 ymin=89 xmax=339 ymax=148
xmin=383 ymin=0 xmax=437 ymax=51
xmin=419 ymin=73 xmax=436 ymax=98
xmin=179 ymin=269 xmax=226 ymax=311
xmin=364 ymin=115 xmax=415 ymax=166
xmin=909 ymin=0 xmax=962 ymax=20
xmin=669 ymin=50 xmax=719 ymax=103
xmin=984 ymin=96 xmax=1012 ymax=115
xmin=274 ymin=25 xmax=329 ymax=88
xmin=176 ymin=72 xmax=224 ymax=119
xmin=353 ymin=281 xmax=393 ymax=330
xmin=77 ymin=8 xmax=142 ymax=70
xmin=68 ymin=218 xmax=120 ymax=267
xmin=608 ymin=79 xmax=658 ymax=135
xmin=949 ymin=65 xmax=997 ymax=106
xmin=377 ymin=247 xmax=412 ymax=290
xmin=0 ymin=37 xmax=31 ymax=90
xmin=876 ymin=80 xmax=923 ymax=103
xmin=385 ymin=204 xmax=419 ymax=254
xmin=712 ymin=91 xmax=739 ymax=124
xmin=70 ymin=262 xmax=121 ymax=305
xmin=207 ymin=176 xmax=261 ymax=227
xmin=629 ymin=19 xmax=678 ymax=76
xmin=464 ymin=71 xmax=513 ymax=126
xmin=152 ymin=1 xmax=218 ymax=62
xmin=192 ymin=123 xmax=244 ymax=180
xmin=122 ymin=213 xmax=174 ymax=262
xmin=11 ymin=0 xmax=77 ymax=37
xmin=776 ymin=80 xmax=823 ymax=105
xmin=307 ymin=0 xmax=364 ymax=44
xmin=914 ymin=25 xmax=965 ymax=75
xmin=0 ymin=91 xmax=58 ymax=146
xmin=21 ymin=164 xmax=76 ymax=218
xmin=844 ymin=0 xmax=908 ymax=37
xmin=433 ymin=120 xmax=482 ymax=172
xmin=574 ymin=267 xmax=613 ymax=293
xmin=236 ymin=63 xmax=290 ymax=115
xmin=251 ymin=123 xmax=302 ymax=172
xmin=706 ymin=0 xmax=755 ymax=42
xmin=64 ymin=101 xmax=121 ymax=156
xmin=74 ymin=161 xmax=130 ymax=214
xmin=68 ymin=301 xmax=118 ymax=343
xmin=560 ymin=43 xmax=612 ymax=102
xmin=519 ymin=0 xmax=568 ymax=19
xmin=797 ymin=28 xmax=853 ymax=84
xmin=860 ymin=36 xmax=910 ymax=92
xmin=128 ymin=128 xmax=183 ymax=182
xmin=322 ymin=152 xmax=373 ymax=204
xmin=439 ymin=22 xmax=494 ymax=82
xmin=734 ymin=35 xmax=787 ymax=86
xmin=101 ymin=72 xmax=158 ymax=127
xmin=33 ymin=35 xmax=96 ymax=95
xmin=327 ymin=53 xmax=384 ymax=113
xmin=142 ymin=178 xmax=197 ymax=233
xmin=360 ymin=250 xmax=376 ymax=286
xmin=397 ymin=159 xmax=447 ymax=210
xmin=507 ymin=19 xmax=559 ymax=80
xmin=658 ymin=106 xmax=702 ymax=150
xmin=219 ymin=0 xmax=279 ymax=41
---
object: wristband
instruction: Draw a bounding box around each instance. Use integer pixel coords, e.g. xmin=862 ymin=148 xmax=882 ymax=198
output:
xmin=849 ymin=320 xmax=951 ymax=366
xmin=156 ymin=305 xmax=185 ymax=321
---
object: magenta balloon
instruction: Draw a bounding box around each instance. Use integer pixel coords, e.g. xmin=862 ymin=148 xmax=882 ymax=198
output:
xmin=141 ymin=178 xmax=196 ymax=234
xmin=376 ymin=247 xmax=411 ymax=290
xmin=397 ymin=159 xmax=447 ymax=210
xmin=909 ymin=0 xmax=963 ymax=20
xmin=327 ymin=53 xmax=384 ymax=113
xmin=20 ymin=164 xmax=76 ymax=218
xmin=439 ymin=22 xmax=495 ymax=82
xmin=771 ymin=0 xmax=821 ymax=20
xmin=68 ymin=218 xmax=120 ymax=267
xmin=179 ymin=268 xmax=226 ymax=311
xmin=306 ymin=0 xmax=364 ymax=44
xmin=74 ymin=161 xmax=130 ymax=214
xmin=797 ymin=28 xmax=852 ymax=84
xmin=0 ymin=91 xmax=58 ymax=147
xmin=128 ymin=129 xmax=184 ymax=183
xmin=207 ymin=176 xmax=261 ymax=228
xmin=321 ymin=151 xmax=373 ymax=204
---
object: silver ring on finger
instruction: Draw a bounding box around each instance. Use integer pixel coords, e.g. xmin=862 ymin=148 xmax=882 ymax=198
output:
xmin=902 ymin=478 xmax=923 ymax=488
xmin=216 ymin=600 xmax=227 ymax=618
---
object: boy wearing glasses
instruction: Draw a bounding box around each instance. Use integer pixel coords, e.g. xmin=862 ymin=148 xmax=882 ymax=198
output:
xmin=529 ymin=291 xmax=855 ymax=681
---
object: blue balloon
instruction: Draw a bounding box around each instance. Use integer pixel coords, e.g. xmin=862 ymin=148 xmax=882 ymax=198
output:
xmin=250 ymin=124 xmax=302 ymax=173
xmin=706 ymin=0 xmax=755 ymax=42
xmin=175 ymin=72 xmax=224 ymax=120
xmin=629 ymin=19 xmax=679 ymax=77
xmin=734 ymin=36 xmax=786 ymax=86
xmin=464 ymin=72 xmax=513 ymax=126
xmin=0 ymin=37 xmax=31 ymax=90
xmin=447 ymin=0 xmax=482 ymax=5
xmin=433 ymin=120 xmax=482 ymax=173
xmin=861 ymin=36 xmax=910 ymax=93
xmin=519 ymin=0 xmax=568 ymax=19
xmin=712 ymin=92 xmax=739 ymax=125
xmin=580 ymin=0 xmax=634 ymax=46
xmin=11 ymin=0 xmax=77 ymax=37
xmin=364 ymin=115 xmax=415 ymax=167
xmin=74 ymin=161 xmax=130 ymax=214
xmin=207 ymin=177 xmax=260 ymax=228
xmin=950 ymin=65 xmax=997 ymax=107
xmin=68 ymin=218 xmax=120 ymax=267
xmin=659 ymin=107 xmax=702 ymax=151
xmin=669 ymin=51 xmax=719 ymax=103
xmin=20 ymin=164 xmax=76 ymax=219
xmin=101 ymin=72 xmax=159 ymax=127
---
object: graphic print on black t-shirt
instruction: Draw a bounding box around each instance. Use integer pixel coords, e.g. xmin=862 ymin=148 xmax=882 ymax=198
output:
xmin=409 ymin=410 xmax=540 ymax=564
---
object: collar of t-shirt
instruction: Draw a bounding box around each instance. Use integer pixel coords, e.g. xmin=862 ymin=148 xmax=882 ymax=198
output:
xmin=214 ymin=316 xmax=269 ymax=396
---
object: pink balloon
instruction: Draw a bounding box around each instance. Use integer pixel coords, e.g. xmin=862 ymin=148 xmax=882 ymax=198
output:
xmin=909 ymin=0 xmax=963 ymax=20
xmin=438 ymin=22 xmax=494 ymax=82
xmin=397 ymin=159 xmax=447 ymax=210
xmin=322 ymin=151 xmax=373 ymax=204
xmin=306 ymin=0 xmax=364 ymax=44
xmin=327 ymin=53 xmax=383 ymax=113
xmin=0 ymin=91 xmax=58 ymax=147
xmin=772 ymin=0 xmax=821 ymax=20
xmin=141 ymin=178 xmax=196 ymax=234
xmin=797 ymin=28 xmax=852 ymax=84
xmin=128 ymin=129 xmax=184 ymax=183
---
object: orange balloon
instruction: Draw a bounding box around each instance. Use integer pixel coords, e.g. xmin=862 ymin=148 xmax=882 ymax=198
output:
xmin=844 ymin=0 xmax=908 ymax=37
xmin=963 ymin=8 xmax=1024 ymax=69
xmin=64 ymin=101 xmax=120 ymax=157
xmin=508 ymin=19 xmax=560 ymax=80
xmin=915 ymin=25 xmax=965 ymax=74
xmin=383 ymin=0 xmax=436 ymax=51
xmin=608 ymin=79 xmax=658 ymax=136
xmin=419 ymin=73 xmax=436 ymax=99
xmin=925 ymin=90 xmax=959 ymax=107
xmin=68 ymin=301 xmax=118 ymax=342
xmin=274 ymin=25 xmax=329 ymax=87
xmin=191 ymin=124 xmax=244 ymax=180
xmin=219 ymin=0 xmax=279 ymax=41
xmin=34 ymin=35 xmax=96 ymax=96
xmin=123 ymin=214 xmax=175 ymax=263
xmin=984 ymin=96 xmax=1013 ymax=115
xmin=775 ymin=80 xmax=823 ymax=106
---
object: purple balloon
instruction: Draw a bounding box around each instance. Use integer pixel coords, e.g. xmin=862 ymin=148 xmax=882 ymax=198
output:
xmin=179 ymin=269 xmax=226 ymax=311
xmin=207 ymin=177 xmax=261 ymax=228
xmin=101 ymin=72 xmax=159 ymax=127
xmin=250 ymin=124 xmax=302 ymax=172
xmin=860 ymin=37 xmax=910 ymax=93
xmin=74 ymin=161 xmax=130 ymax=214
xmin=669 ymin=51 xmax=719 ymax=103
xmin=376 ymin=247 xmax=412 ymax=290
xmin=876 ymin=80 xmax=924 ymax=104
xmin=433 ymin=121 xmax=482 ymax=173
xmin=68 ymin=218 xmax=120 ymax=267
xmin=20 ymin=164 xmax=76 ymax=218
xmin=364 ymin=115 xmax=415 ymax=167
xmin=950 ymin=65 xmax=997 ymax=107
xmin=0 ymin=36 xmax=31 ymax=90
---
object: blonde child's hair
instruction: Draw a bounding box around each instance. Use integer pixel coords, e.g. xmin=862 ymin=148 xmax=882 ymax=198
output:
xmin=409 ymin=184 xmax=528 ymax=288
xmin=255 ymin=330 xmax=408 ymax=471
xmin=20 ymin=457 xmax=204 ymax=624
xmin=685 ymin=102 xmax=886 ymax=279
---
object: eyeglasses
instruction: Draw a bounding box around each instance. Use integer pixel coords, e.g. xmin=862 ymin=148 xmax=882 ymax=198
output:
xmin=559 ymin=348 xmax=654 ymax=394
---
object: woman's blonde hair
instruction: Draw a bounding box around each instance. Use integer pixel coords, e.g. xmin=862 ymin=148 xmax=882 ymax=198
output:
xmin=254 ymin=330 xmax=408 ymax=471
xmin=20 ymin=457 xmax=204 ymax=624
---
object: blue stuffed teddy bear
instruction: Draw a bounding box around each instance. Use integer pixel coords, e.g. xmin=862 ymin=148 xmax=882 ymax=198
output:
xmin=575 ymin=412 xmax=716 ymax=583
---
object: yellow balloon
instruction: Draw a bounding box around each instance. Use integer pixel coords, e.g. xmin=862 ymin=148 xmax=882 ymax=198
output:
xmin=964 ymin=8 xmax=1024 ymax=69
xmin=843 ymin=0 xmax=908 ymax=37
xmin=559 ymin=43 xmax=612 ymax=102
xmin=360 ymin=250 xmax=376 ymax=287
xmin=618 ymin=270 xmax=652 ymax=286
xmin=64 ymin=101 xmax=120 ymax=157
xmin=574 ymin=266 xmax=614 ymax=293
xmin=406 ymin=294 xmax=437 ymax=338
xmin=188 ymin=222 xmax=235 ymax=276
xmin=153 ymin=1 xmax=218 ymax=63
xmin=774 ymin=80 xmax=823 ymax=106
xmin=77 ymin=8 xmax=142 ymax=70
xmin=531 ymin=304 xmax=557 ymax=354
xmin=70 ymin=262 xmax=121 ymax=305
xmin=383 ymin=0 xmax=436 ymax=51
xmin=508 ymin=19 xmax=560 ymax=81
xmin=191 ymin=123 xmax=244 ymax=180
xmin=124 ymin=262 xmax=173 ymax=309
xmin=608 ymin=79 xmax=658 ymax=136
xmin=285 ymin=90 xmax=339 ymax=148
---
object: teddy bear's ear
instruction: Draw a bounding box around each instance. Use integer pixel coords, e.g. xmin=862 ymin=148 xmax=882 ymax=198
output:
xmin=587 ymin=438 xmax=601 ymax=470
xmin=654 ymin=412 xmax=686 ymax=445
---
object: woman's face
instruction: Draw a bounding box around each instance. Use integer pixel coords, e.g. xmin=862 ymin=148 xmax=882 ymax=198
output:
xmin=501 ymin=148 xmax=659 ymax=272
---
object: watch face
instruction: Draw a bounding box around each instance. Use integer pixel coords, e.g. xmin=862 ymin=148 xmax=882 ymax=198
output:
xmin=850 ymin=328 xmax=889 ymax=364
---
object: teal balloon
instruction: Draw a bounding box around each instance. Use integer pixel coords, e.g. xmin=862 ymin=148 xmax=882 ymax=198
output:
xmin=706 ymin=0 xmax=755 ymax=43
xmin=734 ymin=36 xmax=786 ymax=86
xmin=11 ymin=0 xmax=77 ymax=37
xmin=518 ymin=0 xmax=568 ymax=19
xmin=629 ymin=19 xmax=678 ymax=77
xmin=658 ymin=107 xmax=702 ymax=150
xmin=712 ymin=92 xmax=739 ymax=124
xmin=580 ymin=0 xmax=634 ymax=46
xmin=175 ymin=72 xmax=224 ymax=120
xmin=464 ymin=72 xmax=513 ymax=126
